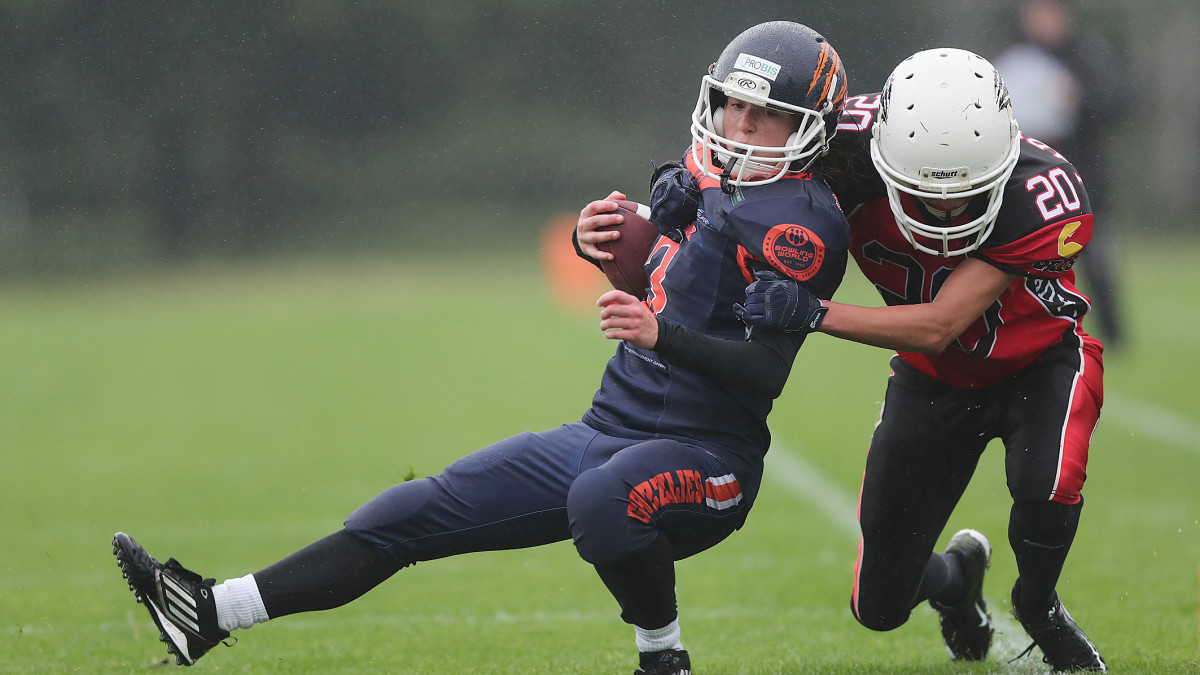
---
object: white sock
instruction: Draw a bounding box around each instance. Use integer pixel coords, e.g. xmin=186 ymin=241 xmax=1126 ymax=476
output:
xmin=213 ymin=574 xmax=270 ymax=632
xmin=634 ymin=618 xmax=683 ymax=653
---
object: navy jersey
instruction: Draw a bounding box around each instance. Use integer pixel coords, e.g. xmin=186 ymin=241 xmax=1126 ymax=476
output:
xmin=583 ymin=143 xmax=849 ymax=459
xmin=824 ymin=93 xmax=1100 ymax=388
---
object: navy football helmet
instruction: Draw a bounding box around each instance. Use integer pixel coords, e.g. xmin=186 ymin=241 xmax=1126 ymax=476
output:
xmin=691 ymin=21 xmax=848 ymax=188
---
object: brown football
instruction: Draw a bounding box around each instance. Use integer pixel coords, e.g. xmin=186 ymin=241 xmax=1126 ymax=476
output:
xmin=596 ymin=200 xmax=660 ymax=300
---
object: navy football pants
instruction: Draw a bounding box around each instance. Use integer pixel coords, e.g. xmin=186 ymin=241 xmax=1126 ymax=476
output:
xmin=346 ymin=421 xmax=760 ymax=567
xmin=257 ymin=423 xmax=761 ymax=623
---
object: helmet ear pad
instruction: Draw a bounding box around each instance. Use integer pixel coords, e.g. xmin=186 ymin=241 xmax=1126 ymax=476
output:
xmin=786 ymin=125 xmax=802 ymax=148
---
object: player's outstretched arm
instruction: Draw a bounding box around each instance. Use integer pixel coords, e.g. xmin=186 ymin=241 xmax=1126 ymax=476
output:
xmin=820 ymin=258 xmax=1014 ymax=353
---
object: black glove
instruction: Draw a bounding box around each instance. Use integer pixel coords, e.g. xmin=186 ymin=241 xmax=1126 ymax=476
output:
xmin=735 ymin=271 xmax=828 ymax=334
xmin=649 ymin=161 xmax=699 ymax=243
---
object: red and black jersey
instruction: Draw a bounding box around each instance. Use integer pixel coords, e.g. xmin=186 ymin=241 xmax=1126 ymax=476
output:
xmin=822 ymin=93 xmax=1101 ymax=388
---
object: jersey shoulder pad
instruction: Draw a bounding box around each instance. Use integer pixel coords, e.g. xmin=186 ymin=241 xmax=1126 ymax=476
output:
xmin=979 ymin=138 xmax=1093 ymax=278
xmin=835 ymin=92 xmax=882 ymax=138
xmin=979 ymin=213 xmax=1092 ymax=278
xmin=724 ymin=187 xmax=849 ymax=295
xmin=822 ymin=92 xmax=885 ymax=213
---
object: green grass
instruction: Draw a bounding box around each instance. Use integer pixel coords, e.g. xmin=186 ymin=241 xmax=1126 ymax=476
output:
xmin=0 ymin=240 xmax=1197 ymax=673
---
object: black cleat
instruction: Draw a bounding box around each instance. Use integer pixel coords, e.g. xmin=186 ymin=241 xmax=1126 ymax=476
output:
xmin=112 ymin=532 xmax=231 ymax=666
xmin=1012 ymin=582 xmax=1107 ymax=672
xmin=930 ymin=528 xmax=993 ymax=661
xmin=634 ymin=648 xmax=692 ymax=675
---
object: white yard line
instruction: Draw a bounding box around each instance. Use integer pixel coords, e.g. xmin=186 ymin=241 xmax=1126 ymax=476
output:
xmin=764 ymin=442 xmax=859 ymax=539
xmin=1101 ymin=390 xmax=1200 ymax=455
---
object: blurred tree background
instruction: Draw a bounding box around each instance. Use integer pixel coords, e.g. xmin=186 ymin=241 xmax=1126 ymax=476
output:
xmin=0 ymin=0 xmax=1192 ymax=277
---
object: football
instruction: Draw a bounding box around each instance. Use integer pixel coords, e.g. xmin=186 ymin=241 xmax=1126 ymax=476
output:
xmin=596 ymin=200 xmax=660 ymax=299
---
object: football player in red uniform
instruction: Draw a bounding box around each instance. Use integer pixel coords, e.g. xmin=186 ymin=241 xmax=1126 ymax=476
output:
xmin=111 ymin=22 xmax=848 ymax=675
xmin=738 ymin=48 xmax=1107 ymax=671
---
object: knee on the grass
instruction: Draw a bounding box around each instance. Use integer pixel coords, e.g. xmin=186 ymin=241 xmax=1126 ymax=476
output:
xmin=851 ymin=597 xmax=912 ymax=632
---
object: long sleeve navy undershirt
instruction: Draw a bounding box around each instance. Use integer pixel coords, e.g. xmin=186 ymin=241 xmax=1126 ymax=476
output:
xmin=652 ymin=317 xmax=804 ymax=399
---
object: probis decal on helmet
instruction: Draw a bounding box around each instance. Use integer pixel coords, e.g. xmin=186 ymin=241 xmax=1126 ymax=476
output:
xmin=869 ymin=48 xmax=1021 ymax=256
xmin=734 ymin=53 xmax=781 ymax=81
xmin=689 ymin=21 xmax=847 ymax=191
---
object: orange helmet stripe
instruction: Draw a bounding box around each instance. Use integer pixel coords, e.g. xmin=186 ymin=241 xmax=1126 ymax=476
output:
xmin=807 ymin=43 xmax=846 ymax=107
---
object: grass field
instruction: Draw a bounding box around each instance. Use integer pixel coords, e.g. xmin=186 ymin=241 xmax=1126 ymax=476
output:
xmin=1 ymin=235 xmax=1198 ymax=673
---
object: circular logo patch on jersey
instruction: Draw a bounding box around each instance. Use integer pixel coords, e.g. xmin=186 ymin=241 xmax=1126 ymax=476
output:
xmin=763 ymin=224 xmax=825 ymax=281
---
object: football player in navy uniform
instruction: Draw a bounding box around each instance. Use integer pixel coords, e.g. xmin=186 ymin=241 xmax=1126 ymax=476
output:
xmin=737 ymin=49 xmax=1107 ymax=671
xmin=571 ymin=19 xmax=853 ymax=673
xmin=111 ymin=21 xmax=849 ymax=675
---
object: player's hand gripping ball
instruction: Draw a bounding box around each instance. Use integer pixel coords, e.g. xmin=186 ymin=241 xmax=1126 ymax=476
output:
xmin=596 ymin=200 xmax=659 ymax=300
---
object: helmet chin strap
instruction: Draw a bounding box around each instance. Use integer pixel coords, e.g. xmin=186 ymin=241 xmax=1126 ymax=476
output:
xmin=717 ymin=155 xmax=781 ymax=194
xmin=718 ymin=160 xmax=736 ymax=195
xmin=710 ymin=106 xmax=737 ymax=194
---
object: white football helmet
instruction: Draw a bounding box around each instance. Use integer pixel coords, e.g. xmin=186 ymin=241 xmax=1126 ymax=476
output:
xmin=690 ymin=21 xmax=847 ymax=190
xmin=870 ymin=48 xmax=1021 ymax=256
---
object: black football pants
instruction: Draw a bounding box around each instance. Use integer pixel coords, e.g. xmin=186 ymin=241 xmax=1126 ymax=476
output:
xmin=851 ymin=340 xmax=1101 ymax=630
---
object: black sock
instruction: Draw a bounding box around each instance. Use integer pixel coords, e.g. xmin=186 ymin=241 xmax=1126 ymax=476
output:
xmin=254 ymin=529 xmax=405 ymax=618
xmin=914 ymin=551 xmax=964 ymax=607
xmin=1009 ymin=499 xmax=1082 ymax=613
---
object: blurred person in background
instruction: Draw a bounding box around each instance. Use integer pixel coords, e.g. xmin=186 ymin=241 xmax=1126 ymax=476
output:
xmin=112 ymin=21 xmax=849 ymax=675
xmin=993 ymin=0 xmax=1128 ymax=351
